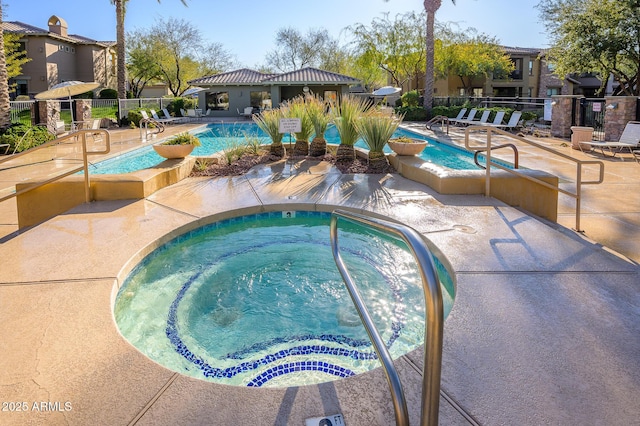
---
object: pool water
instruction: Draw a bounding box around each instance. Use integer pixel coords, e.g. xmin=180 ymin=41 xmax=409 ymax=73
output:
xmin=114 ymin=211 xmax=455 ymax=388
xmin=88 ymin=122 xmax=500 ymax=174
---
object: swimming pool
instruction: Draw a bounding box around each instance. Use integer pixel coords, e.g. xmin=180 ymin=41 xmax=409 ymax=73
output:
xmin=88 ymin=123 xmax=499 ymax=174
xmin=114 ymin=211 xmax=455 ymax=388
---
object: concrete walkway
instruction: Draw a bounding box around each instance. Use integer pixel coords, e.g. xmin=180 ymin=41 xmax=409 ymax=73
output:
xmin=0 ymin=123 xmax=638 ymax=425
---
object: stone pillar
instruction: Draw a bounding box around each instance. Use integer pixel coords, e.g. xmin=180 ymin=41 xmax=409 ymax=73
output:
xmin=75 ymin=99 xmax=92 ymax=123
xmin=38 ymin=100 xmax=61 ymax=134
xmin=551 ymin=95 xmax=583 ymax=139
xmin=603 ymin=96 xmax=637 ymax=142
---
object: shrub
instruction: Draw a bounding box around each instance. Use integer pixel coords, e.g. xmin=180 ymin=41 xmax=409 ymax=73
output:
xmin=163 ymin=132 xmax=201 ymax=146
xmin=400 ymin=90 xmax=420 ymax=107
xmin=127 ymin=109 xmax=144 ymax=127
xmin=99 ymin=89 xmax=117 ymax=99
xmin=0 ymin=123 xmax=55 ymax=153
xmin=394 ymin=106 xmax=428 ymax=121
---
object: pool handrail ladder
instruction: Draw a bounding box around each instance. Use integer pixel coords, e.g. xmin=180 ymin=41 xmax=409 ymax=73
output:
xmin=0 ymin=129 xmax=111 ymax=204
xmin=330 ymin=209 xmax=444 ymax=426
xmin=464 ymin=125 xmax=605 ymax=232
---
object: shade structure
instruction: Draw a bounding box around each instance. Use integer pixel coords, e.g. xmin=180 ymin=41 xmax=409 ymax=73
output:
xmin=35 ymin=81 xmax=100 ymax=123
xmin=35 ymin=81 xmax=100 ymax=100
xmin=371 ymin=86 xmax=402 ymax=97
xmin=182 ymin=86 xmax=204 ymax=97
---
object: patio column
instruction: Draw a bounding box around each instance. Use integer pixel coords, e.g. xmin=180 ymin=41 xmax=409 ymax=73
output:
xmin=38 ymin=100 xmax=61 ymax=134
xmin=603 ymin=96 xmax=637 ymax=142
xmin=75 ymin=99 xmax=92 ymax=122
xmin=551 ymin=95 xmax=583 ymax=139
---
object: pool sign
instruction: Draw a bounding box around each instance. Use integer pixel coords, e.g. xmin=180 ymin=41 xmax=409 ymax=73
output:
xmin=279 ymin=118 xmax=301 ymax=133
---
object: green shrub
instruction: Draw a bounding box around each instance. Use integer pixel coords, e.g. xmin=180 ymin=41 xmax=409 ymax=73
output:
xmin=394 ymin=105 xmax=428 ymax=121
xmin=0 ymin=123 xmax=55 ymax=153
xmin=400 ymin=90 xmax=420 ymax=107
xmin=127 ymin=109 xmax=145 ymax=127
xmin=163 ymin=132 xmax=201 ymax=146
xmin=99 ymin=89 xmax=117 ymax=99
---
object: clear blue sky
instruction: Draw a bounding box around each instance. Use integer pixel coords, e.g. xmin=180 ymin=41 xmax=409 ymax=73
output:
xmin=4 ymin=0 xmax=549 ymax=69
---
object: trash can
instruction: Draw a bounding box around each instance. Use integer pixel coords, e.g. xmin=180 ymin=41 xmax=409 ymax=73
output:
xmin=570 ymin=126 xmax=594 ymax=150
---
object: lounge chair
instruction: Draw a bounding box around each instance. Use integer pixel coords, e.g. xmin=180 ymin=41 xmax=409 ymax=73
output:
xmin=459 ymin=109 xmax=490 ymax=126
xmin=579 ymin=120 xmax=640 ymax=159
xmin=443 ymin=108 xmax=467 ymax=126
xmin=151 ymin=109 xmax=179 ymax=125
xmin=485 ymin=111 xmax=506 ymax=127
xmin=450 ymin=108 xmax=477 ymax=126
xmin=494 ymin=111 xmax=523 ymax=131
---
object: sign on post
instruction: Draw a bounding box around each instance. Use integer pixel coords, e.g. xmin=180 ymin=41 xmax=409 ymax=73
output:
xmin=279 ymin=118 xmax=301 ymax=134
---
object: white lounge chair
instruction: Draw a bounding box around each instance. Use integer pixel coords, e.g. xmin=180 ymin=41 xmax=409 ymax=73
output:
xmin=151 ymin=109 xmax=179 ymax=125
xmin=444 ymin=108 xmax=467 ymax=126
xmin=494 ymin=111 xmax=523 ymax=131
xmin=579 ymin=121 xmax=640 ymax=159
xmin=485 ymin=111 xmax=506 ymax=127
xmin=459 ymin=109 xmax=489 ymax=126
xmin=450 ymin=108 xmax=477 ymax=126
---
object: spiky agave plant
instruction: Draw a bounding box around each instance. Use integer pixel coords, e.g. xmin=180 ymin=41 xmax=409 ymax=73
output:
xmin=306 ymin=94 xmax=331 ymax=157
xmin=332 ymin=95 xmax=372 ymax=162
xmin=284 ymin=96 xmax=314 ymax=156
xmin=354 ymin=111 xmax=402 ymax=169
xmin=253 ymin=108 xmax=285 ymax=157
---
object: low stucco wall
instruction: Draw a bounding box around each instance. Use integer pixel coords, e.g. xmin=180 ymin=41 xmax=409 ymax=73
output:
xmin=389 ymin=154 xmax=559 ymax=222
xmin=16 ymin=157 xmax=196 ymax=229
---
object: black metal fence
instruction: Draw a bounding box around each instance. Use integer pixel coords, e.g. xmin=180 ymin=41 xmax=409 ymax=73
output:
xmin=575 ymin=98 xmax=606 ymax=141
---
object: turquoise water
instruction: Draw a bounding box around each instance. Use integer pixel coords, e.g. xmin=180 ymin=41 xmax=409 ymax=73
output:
xmin=87 ymin=122 xmax=499 ymax=175
xmin=114 ymin=211 xmax=455 ymax=387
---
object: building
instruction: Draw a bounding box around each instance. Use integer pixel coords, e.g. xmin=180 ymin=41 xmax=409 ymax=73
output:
xmin=3 ymin=15 xmax=116 ymax=99
xmin=189 ymin=67 xmax=361 ymax=118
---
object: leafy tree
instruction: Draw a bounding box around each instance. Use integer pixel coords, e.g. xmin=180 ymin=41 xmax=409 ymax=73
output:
xmin=4 ymin=33 xmax=31 ymax=82
xmin=135 ymin=18 xmax=236 ymax=97
xmin=111 ymin=0 xmax=187 ymax=100
xmin=0 ymin=3 xmax=11 ymax=130
xmin=126 ymin=28 xmax=162 ymax=98
xmin=350 ymin=11 xmax=426 ymax=89
xmin=538 ymin=0 xmax=640 ymax=95
xmin=434 ymin=25 xmax=513 ymax=95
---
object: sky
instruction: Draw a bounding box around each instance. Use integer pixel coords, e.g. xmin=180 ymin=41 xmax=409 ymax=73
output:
xmin=3 ymin=0 xmax=550 ymax=69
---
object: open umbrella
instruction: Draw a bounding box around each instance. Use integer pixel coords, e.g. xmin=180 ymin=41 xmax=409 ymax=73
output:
xmin=182 ymin=86 xmax=204 ymax=97
xmin=35 ymin=81 xmax=100 ymax=122
xmin=371 ymin=86 xmax=402 ymax=97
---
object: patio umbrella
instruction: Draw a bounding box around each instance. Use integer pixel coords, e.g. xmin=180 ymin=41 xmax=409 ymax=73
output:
xmin=35 ymin=81 xmax=100 ymax=122
xmin=182 ymin=86 xmax=204 ymax=97
xmin=371 ymin=86 xmax=402 ymax=97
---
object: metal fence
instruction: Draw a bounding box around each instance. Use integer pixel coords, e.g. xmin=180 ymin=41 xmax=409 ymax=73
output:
xmin=433 ymin=96 xmax=547 ymax=113
xmin=10 ymin=100 xmax=35 ymax=126
xmin=119 ymin=98 xmax=174 ymax=119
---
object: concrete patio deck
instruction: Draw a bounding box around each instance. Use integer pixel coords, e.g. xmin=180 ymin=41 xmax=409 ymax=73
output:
xmin=0 ymin=122 xmax=638 ymax=425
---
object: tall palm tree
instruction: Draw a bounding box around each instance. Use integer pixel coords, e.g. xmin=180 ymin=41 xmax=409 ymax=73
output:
xmin=0 ymin=3 xmax=12 ymax=130
xmin=423 ymin=0 xmax=455 ymax=113
xmin=112 ymin=0 xmax=186 ymax=100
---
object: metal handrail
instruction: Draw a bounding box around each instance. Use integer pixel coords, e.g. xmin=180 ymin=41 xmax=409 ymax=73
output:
xmin=330 ymin=209 xmax=444 ymax=426
xmin=464 ymin=125 xmax=604 ymax=232
xmin=473 ymin=143 xmax=519 ymax=169
xmin=425 ymin=115 xmax=449 ymax=134
xmin=0 ymin=129 xmax=110 ymax=204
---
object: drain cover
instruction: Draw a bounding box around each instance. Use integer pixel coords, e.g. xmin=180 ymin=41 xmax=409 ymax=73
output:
xmin=305 ymin=414 xmax=345 ymax=426
xmin=453 ymin=224 xmax=477 ymax=234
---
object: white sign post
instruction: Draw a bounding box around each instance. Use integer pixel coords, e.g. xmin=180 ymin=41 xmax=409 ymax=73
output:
xmin=279 ymin=118 xmax=301 ymax=146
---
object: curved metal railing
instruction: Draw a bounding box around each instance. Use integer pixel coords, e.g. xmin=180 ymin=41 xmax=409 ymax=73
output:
xmin=473 ymin=143 xmax=519 ymax=169
xmin=330 ymin=209 xmax=444 ymax=426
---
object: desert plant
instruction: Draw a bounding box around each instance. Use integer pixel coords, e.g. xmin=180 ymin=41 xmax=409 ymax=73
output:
xmin=306 ymin=94 xmax=331 ymax=157
xmin=332 ymin=95 xmax=372 ymax=162
xmin=194 ymin=158 xmax=213 ymax=172
xmin=285 ymin=96 xmax=314 ymax=156
xmin=162 ymin=132 xmax=201 ymax=146
xmin=253 ymin=108 xmax=285 ymax=157
xmin=355 ymin=112 xmax=402 ymax=169
xmin=0 ymin=123 xmax=55 ymax=153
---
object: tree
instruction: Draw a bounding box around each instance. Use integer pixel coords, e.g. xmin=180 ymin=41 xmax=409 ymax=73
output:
xmin=125 ymin=29 xmax=162 ymax=98
xmin=0 ymin=3 xmax=11 ymax=130
xmin=423 ymin=0 xmax=456 ymax=112
xmin=111 ymin=0 xmax=187 ymax=100
xmin=134 ymin=18 xmax=236 ymax=96
xmin=4 ymin=33 xmax=31 ymax=83
xmin=350 ymin=11 xmax=426 ymax=90
xmin=538 ymin=0 xmax=640 ymax=95
xmin=265 ymin=27 xmax=334 ymax=72
xmin=434 ymin=25 xmax=513 ymax=95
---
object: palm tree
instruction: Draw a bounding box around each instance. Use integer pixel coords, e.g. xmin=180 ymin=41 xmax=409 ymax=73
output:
xmin=423 ymin=0 xmax=455 ymax=113
xmin=0 ymin=4 xmax=12 ymax=130
xmin=112 ymin=0 xmax=187 ymax=100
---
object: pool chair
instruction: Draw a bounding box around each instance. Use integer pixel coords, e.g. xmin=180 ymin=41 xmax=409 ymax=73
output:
xmin=151 ymin=109 xmax=180 ymax=125
xmin=579 ymin=120 xmax=640 ymax=159
xmin=443 ymin=108 xmax=467 ymax=126
xmin=485 ymin=110 xmax=506 ymax=127
xmin=459 ymin=109 xmax=490 ymax=126
xmin=450 ymin=108 xmax=477 ymax=126
xmin=493 ymin=111 xmax=523 ymax=131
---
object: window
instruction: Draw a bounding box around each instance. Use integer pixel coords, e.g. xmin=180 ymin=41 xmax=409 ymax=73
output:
xmin=16 ymin=79 xmax=28 ymax=96
xmin=59 ymin=45 xmax=64 ymax=51
xmin=547 ymin=62 xmax=556 ymax=72
xmin=546 ymin=87 xmax=560 ymax=96
xmin=472 ymin=88 xmax=483 ymax=97
xmin=250 ymin=91 xmax=272 ymax=109
xmin=18 ymin=41 xmax=27 ymax=53
xmin=458 ymin=88 xmax=465 ymax=96
xmin=527 ymin=87 xmax=533 ymax=97
xmin=206 ymin=91 xmax=229 ymax=110
xmin=529 ymin=60 xmax=534 ymax=76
